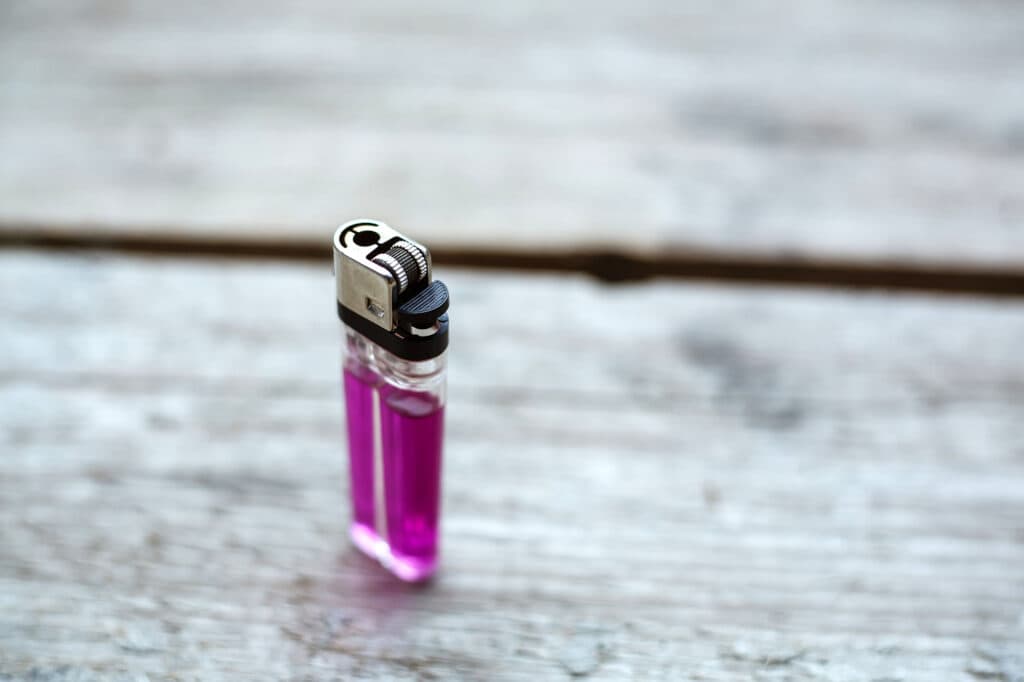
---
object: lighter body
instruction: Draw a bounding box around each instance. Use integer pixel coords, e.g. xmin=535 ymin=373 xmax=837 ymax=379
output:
xmin=333 ymin=220 xmax=450 ymax=581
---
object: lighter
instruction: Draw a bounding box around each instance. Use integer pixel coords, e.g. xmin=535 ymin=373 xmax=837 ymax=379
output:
xmin=333 ymin=219 xmax=450 ymax=581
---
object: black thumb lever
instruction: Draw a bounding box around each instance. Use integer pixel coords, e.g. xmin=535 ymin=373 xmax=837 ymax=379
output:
xmin=396 ymin=280 xmax=450 ymax=331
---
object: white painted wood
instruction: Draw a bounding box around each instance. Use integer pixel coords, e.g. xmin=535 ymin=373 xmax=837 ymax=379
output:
xmin=1 ymin=253 xmax=1022 ymax=679
xmin=1 ymin=1 xmax=1023 ymax=264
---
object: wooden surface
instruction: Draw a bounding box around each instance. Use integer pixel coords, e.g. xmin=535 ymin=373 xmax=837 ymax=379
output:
xmin=2 ymin=252 xmax=1023 ymax=679
xmin=2 ymin=2 xmax=1024 ymax=677
xmin=2 ymin=0 xmax=1024 ymax=266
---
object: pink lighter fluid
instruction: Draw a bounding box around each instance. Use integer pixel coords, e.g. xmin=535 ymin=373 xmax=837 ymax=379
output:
xmin=333 ymin=220 xmax=449 ymax=581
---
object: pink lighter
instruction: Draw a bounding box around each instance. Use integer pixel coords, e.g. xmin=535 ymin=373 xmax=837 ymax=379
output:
xmin=333 ymin=220 xmax=450 ymax=581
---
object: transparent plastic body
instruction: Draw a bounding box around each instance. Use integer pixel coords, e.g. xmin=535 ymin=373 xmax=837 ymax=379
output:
xmin=341 ymin=326 xmax=446 ymax=581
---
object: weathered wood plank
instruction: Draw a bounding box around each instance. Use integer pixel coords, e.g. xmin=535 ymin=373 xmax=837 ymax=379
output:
xmin=1 ymin=252 xmax=1023 ymax=679
xmin=1 ymin=1 xmax=1023 ymax=266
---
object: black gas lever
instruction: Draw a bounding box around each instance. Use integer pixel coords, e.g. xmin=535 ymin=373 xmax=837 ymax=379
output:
xmin=396 ymin=280 xmax=450 ymax=331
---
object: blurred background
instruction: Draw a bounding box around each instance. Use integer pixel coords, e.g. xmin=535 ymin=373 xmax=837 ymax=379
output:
xmin=2 ymin=0 xmax=1023 ymax=266
xmin=2 ymin=1 xmax=1023 ymax=679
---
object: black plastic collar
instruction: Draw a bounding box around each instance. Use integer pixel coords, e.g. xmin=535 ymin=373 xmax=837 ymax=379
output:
xmin=339 ymin=303 xmax=449 ymax=361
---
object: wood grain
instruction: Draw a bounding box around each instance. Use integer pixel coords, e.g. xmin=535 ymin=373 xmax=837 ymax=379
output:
xmin=1 ymin=1 xmax=1023 ymax=267
xmin=1 ymin=252 xmax=1023 ymax=679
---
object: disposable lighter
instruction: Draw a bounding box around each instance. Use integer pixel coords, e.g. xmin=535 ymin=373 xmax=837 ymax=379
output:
xmin=333 ymin=220 xmax=450 ymax=581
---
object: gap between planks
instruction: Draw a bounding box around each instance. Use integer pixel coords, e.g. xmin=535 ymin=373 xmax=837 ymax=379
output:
xmin=2 ymin=222 xmax=1024 ymax=298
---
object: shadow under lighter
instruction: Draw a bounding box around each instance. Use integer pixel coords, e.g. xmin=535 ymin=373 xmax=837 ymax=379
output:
xmin=333 ymin=220 xmax=450 ymax=582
